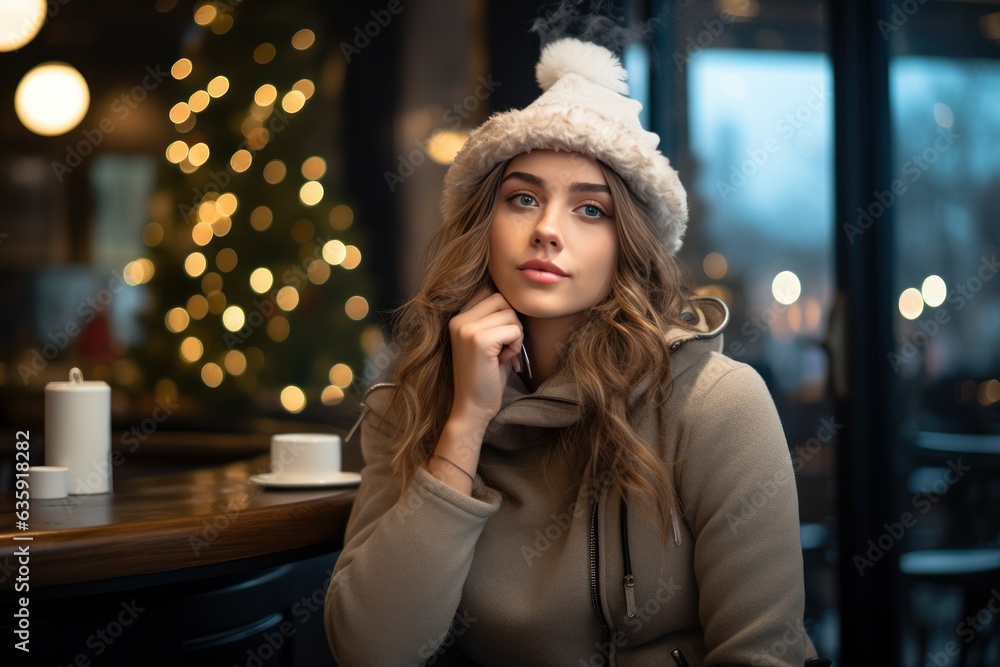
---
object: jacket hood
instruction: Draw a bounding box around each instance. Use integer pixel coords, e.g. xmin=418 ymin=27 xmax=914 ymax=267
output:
xmin=485 ymin=295 xmax=730 ymax=446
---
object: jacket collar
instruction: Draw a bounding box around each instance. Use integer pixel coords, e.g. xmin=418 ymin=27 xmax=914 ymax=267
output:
xmin=486 ymin=295 xmax=730 ymax=440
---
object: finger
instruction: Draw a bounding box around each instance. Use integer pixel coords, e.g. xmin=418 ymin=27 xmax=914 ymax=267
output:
xmin=453 ymin=291 xmax=515 ymax=327
xmin=458 ymin=286 xmax=496 ymax=314
xmin=486 ymin=325 xmax=525 ymax=364
xmin=455 ymin=309 xmax=522 ymax=337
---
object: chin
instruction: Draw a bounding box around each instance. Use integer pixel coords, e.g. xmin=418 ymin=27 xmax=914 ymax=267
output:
xmin=502 ymin=290 xmax=583 ymax=321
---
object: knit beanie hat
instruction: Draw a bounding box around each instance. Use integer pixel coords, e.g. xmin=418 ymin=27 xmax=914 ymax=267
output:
xmin=440 ymin=37 xmax=688 ymax=255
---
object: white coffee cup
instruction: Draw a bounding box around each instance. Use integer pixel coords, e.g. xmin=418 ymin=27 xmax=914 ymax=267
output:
xmin=28 ymin=466 xmax=69 ymax=500
xmin=269 ymin=433 xmax=342 ymax=482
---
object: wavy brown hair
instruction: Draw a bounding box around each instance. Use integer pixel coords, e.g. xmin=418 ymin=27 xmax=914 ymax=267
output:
xmin=384 ymin=157 xmax=699 ymax=534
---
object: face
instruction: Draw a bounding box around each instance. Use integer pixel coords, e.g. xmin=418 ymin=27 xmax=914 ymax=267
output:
xmin=489 ymin=150 xmax=619 ymax=325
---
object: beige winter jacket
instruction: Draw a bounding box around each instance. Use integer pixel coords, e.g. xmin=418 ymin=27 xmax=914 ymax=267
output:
xmin=325 ymin=295 xmax=820 ymax=666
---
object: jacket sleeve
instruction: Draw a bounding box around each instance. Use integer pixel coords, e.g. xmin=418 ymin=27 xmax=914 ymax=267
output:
xmin=675 ymin=360 xmax=812 ymax=666
xmin=324 ymin=386 xmax=502 ymax=666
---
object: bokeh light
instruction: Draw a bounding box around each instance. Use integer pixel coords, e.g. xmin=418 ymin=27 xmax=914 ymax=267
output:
xmin=345 ymin=296 xmax=369 ymax=320
xmin=292 ymin=78 xmax=315 ymax=99
xmin=342 ymin=245 xmax=362 ymax=270
xmin=703 ymin=252 xmax=728 ymax=280
xmin=143 ymin=222 xmax=164 ymax=246
xmin=185 ymin=252 xmax=207 ymax=277
xmin=329 ymin=205 xmax=354 ymax=230
xmin=165 ymin=307 xmax=190 ymax=333
xmin=281 ymin=90 xmax=306 ymax=113
xmin=329 ymin=363 xmax=354 ymax=388
xmin=171 ymin=58 xmax=193 ymax=80
xmin=253 ymin=43 xmax=276 ymax=65
xmin=280 ymin=385 xmax=306 ymax=413
xmin=276 ymin=286 xmax=299 ymax=311
xmin=216 ymin=247 xmax=238 ymax=273
xmin=180 ymin=336 xmax=204 ymax=362
xmin=250 ymin=206 xmax=273 ymax=231
xmin=771 ymin=271 xmax=801 ymax=305
xmin=187 ymin=295 xmax=209 ymax=319
xmin=302 ymin=156 xmax=327 ymax=180
xmin=291 ymin=28 xmax=316 ymax=50
xmin=321 ymin=385 xmax=345 ymax=406
xmin=299 ymin=181 xmax=324 ymax=206
xmin=207 ymin=75 xmax=230 ymax=98
xmin=323 ymin=240 xmax=346 ymax=265
xmin=267 ymin=316 xmax=290 ymax=342
xmin=249 ymin=267 xmax=274 ymax=293
xmin=222 ymin=305 xmax=246 ymax=332
xmin=898 ymin=288 xmax=924 ymax=320
xmin=230 ymin=149 xmax=252 ymax=173
xmin=201 ymin=362 xmax=224 ymax=388
xmin=166 ymin=140 xmax=189 ymax=163
xmin=15 ymin=62 xmax=90 ymax=136
xmin=263 ymin=160 xmax=286 ymax=184
xmin=224 ymin=350 xmax=248 ymax=376
xmin=254 ymin=83 xmax=277 ymax=106
xmin=921 ymin=275 xmax=947 ymax=307
xmin=0 ymin=0 xmax=46 ymax=52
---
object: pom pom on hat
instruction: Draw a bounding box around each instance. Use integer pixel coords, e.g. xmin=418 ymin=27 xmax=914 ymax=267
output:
xmin=536 ymin=38 xmax=628 ymax=95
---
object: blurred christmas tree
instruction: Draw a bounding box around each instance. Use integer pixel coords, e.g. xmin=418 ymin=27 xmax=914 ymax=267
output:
xmin=137 ymin=0 xmax=375 ymax=420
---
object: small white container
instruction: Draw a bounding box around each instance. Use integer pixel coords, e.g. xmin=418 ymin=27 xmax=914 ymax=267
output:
xmin=27 ymin=466 xmax=69 ymax=499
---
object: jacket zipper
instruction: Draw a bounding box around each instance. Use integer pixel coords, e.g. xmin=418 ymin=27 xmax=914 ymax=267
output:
xmin=619 ymin=498 xmax=637 ymax=618
xmin=589 ymin=499 xmax=612 ymax=658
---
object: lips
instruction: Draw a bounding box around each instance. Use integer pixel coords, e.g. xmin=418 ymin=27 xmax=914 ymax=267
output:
xmin=517 ymin=259 xmax=568 ymax=284
xmin=518 ymin=259 xmax=567 ymax=276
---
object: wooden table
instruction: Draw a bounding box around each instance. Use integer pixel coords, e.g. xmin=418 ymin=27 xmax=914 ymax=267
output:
xmin=0 ymin=453 xmax=358 ymax=665
xmin=0 ymin=454 xmax=356 ymax=589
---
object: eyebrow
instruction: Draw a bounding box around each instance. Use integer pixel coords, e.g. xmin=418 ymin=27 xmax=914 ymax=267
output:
xmin=502 ymin=171 xmax=611 ymax=195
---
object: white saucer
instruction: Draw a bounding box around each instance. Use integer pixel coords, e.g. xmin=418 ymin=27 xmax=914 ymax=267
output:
xmin=249 ymin=471 xmax=361 ymax=489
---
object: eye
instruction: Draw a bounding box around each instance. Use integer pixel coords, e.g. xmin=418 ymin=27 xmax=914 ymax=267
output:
xmin=576 ymin=202 xmax=610 ymax=219
xmin=507 ymin=192 xmax=538 ymax=208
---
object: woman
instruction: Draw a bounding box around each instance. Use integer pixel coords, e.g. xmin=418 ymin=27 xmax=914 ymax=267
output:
xmin=325 ymin=34 xmax=824 ymax=667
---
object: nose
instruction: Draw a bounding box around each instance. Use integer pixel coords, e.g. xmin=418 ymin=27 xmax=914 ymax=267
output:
xmin=531 ymin=207 xmax=564 ymax=250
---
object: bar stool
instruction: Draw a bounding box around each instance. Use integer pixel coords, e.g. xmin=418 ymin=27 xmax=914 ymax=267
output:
xmin=900 ymin=549 xmax=1000 ymax=666
xmin=901 ymin=431 xmax=1000 ymax=666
